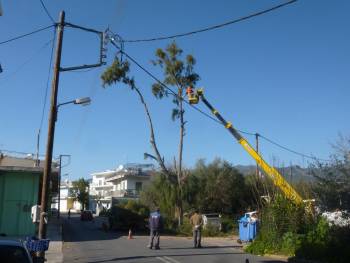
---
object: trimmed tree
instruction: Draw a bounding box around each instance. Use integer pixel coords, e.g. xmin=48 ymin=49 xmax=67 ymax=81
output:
xmin=101 ymin=42 xmax=199 ymax=226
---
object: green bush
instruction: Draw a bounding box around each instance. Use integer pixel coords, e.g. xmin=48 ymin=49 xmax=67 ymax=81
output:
xmin=221 ymin=216 xmax=237 ymax=234
xmin=108 ymin=205 xmax=147 ymax=231
xmin=122 ymin=200 xmax=150 ymax=217
xmin=245 ymin=195 xmax=307 ymax=256
xmin=161 ymin=216 xmax=178 ymax=234
xmin=202 ymin=223 xmax=222 ymax=237
xmin=178 ymin=217 xmax=192 ymax=236
xmin=281 ymin=232 xmax=302 ymax=256
xmin=294 ymin=219 xmax=350 ymax=263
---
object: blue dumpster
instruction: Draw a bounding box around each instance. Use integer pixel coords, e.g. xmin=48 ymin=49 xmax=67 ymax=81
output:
xmin=238 ymin=213 xmax=258 ymax=242
xmin=25 ymin=236 xmax=50 ymax=252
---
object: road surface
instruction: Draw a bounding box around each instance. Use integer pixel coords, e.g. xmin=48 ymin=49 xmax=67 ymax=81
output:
xmin=63 ymin=214 xmax=286 ymax=263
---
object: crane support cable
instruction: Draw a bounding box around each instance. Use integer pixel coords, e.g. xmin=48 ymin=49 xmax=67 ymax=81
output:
xmin=123 ymin=0 xmax=297 ymax=43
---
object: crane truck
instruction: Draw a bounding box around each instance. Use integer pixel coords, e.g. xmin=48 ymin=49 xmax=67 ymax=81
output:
xmin=186 ymin=87 xmax=305 ymax=205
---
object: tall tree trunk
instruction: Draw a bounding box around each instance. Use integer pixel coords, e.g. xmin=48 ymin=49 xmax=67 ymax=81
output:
xmin=177 ymin=89 xmax=185 ymax=226
xmin=133 ymin=87 xmax=175 ymax=183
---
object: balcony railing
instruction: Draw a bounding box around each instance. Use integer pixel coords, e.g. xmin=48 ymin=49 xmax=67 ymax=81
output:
xmin=106 ymin=189 xmax=141 ymax=198
xmin=90 ymin=183 xmax=113 ymax=189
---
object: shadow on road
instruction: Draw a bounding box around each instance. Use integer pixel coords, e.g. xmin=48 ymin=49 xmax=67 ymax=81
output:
xmin=165 ymin=245 xmax=243 ymax=250
xmin=63 ymin=215 xmax=122 ymax=242
xmin=86 ymin=252 xmax=246 ymax=263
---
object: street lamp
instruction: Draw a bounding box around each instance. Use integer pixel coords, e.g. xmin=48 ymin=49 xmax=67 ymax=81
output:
xmin=57 ymin=97 xmax=91 ymax=108
xmin=35 ymin=97 xmax=91 ymax=165
xmin=38 ymin=95 xmax=91 ymax=243
xmin=55 ymin=97 xmax=91 ymax=122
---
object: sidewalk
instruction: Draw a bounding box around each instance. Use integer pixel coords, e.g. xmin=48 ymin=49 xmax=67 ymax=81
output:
xmin=45 ymin=216 xmax=63 ymax=263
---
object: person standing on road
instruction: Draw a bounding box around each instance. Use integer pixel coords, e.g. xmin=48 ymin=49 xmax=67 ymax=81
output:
xmin=190 ymin=209 xmax=203 ymax=248
xmin=148 ymin=207 xmax=162 ymax=250
xmin=68 ymin=208 xmax=71 ymax=219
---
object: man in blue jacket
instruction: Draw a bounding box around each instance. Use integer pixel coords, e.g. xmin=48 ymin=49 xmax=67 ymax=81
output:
xmin=148 ymin=207 xmax=162 ymax=249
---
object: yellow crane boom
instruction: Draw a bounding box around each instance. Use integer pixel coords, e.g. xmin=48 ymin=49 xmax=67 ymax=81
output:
xmin=188 ymin=88 xmax=303 ymax=205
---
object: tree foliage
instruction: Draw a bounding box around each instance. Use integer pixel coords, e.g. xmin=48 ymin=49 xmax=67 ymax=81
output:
xmin=151 ymin=42 xmax=199 ymax=120
xmin=189 ymin=159 xmax=251 ymax=214
xmin=311 ymin=135 xmax=350 ymax=211
xmin=141 ymin=159 xmax=252 ymax=218
xmin=151 ymin=42 xmax=200 ymax=225
xmin=71 ymin=178 xmax=89 ymax=210
xmin=101 ymin=42 xmax=201 ymax=225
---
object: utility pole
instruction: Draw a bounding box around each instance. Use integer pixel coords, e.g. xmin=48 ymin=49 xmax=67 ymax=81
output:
xmin=38 ymin=10 xmax=65 ymax=248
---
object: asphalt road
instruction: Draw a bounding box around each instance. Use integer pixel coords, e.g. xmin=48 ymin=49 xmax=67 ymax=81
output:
xmin=62 ymin=214 xmax=287 ymax=263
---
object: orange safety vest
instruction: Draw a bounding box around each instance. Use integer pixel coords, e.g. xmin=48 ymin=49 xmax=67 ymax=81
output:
xmin=186 ymin=87 xmax=193 ymax=95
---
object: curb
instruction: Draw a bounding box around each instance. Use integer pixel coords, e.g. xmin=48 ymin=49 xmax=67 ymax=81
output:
xmin=45 ymin=217 xmax=63 ymax=263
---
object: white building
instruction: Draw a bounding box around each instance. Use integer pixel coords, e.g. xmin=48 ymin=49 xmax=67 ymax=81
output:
xmin=89 ymin=163 xmax=154 ymax=214
xmin=52 ymin=180 xmax=82 ymax=212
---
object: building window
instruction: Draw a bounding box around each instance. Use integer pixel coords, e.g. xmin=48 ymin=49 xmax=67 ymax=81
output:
xmin=135 ymin=182 xmax=142 ymax=192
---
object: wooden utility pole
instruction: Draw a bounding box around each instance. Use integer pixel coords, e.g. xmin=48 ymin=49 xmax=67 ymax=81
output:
xmin=38 ymin=10 xmax=65 ymax=246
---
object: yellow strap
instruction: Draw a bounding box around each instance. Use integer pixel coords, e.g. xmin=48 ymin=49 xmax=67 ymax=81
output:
xmin=225 ymin=122 xmax=232 ymax=129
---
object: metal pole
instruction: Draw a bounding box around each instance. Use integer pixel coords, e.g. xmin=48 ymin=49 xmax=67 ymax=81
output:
xmin=36 ymin=129 xmax=40 ymax=167
xmin=57 ymin=155 xmax=62 ymax=219
xmin=38 ymin=10 xmax=65 ymax=248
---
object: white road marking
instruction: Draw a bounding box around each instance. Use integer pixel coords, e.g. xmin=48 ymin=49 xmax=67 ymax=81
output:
xmin=163 ymin=256 xmax=181 ymax=263
xmin=156 ymin=256 xmax=171 ymax=263
xmin=157 ymin=256 xmax=181 ymax=263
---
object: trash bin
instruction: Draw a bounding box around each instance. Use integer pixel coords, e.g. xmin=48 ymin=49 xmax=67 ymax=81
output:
xmin=25 ymin=236 xmax=50 ymax=252
xmin=238 ymin=213 xmax=258 ymax=242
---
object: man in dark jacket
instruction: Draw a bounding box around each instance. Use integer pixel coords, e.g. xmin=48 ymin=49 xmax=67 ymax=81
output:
xmin=147 ymin=207 xmax=162 ymax=249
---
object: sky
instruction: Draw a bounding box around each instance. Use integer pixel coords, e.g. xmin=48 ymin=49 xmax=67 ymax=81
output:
xmin=0 ymin=0 xmax=349 ymax=180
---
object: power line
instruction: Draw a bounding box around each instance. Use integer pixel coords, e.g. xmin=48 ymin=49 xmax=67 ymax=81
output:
xmin=0 ymin=24 xmax=54 ymax=45
xmin=109 ymin=38 xmax=329 ymax=163
xmin=259 ymin=134 xmax=330 ymax=162
xmin=39 ymin=27 xmax=56 ymax=134
xmin=39 ymin=0 xmax=55 ymax=24
xmin=0 ymin=149 xmax=45 ymax=157
xmin=110 ymin=37 xmax=223 ymax=125
xmin=123 ymin=0 xmax=297 ymax=43
xmin=0 ymin=38 xmax=53 ymax=83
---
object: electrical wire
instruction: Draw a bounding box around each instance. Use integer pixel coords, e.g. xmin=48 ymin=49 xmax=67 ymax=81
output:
xmin=109 ymin=38 xmax=329 ymax=163
xmin=0 ymin=24 xmax=54 ymax=45
xmin=110 ymin=37 xmax=222 ymax=124
xmin=123 ymin=0 xmax=297 ymax=43
xmin=0 ymin=148 xmax=47 ymax=159
xmin=38 ymin=27 xmax=56 ymax=135
xmin=259 ymin=135 xmax=330 ymax=162
xmin=0 ymin=38 xmax=53 ymax=84
xmin=39 ymin=0 xmax=55 ymax=24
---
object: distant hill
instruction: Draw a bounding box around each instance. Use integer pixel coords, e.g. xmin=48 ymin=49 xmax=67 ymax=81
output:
xmin=234 ymin=164 xmax=315 ymax=183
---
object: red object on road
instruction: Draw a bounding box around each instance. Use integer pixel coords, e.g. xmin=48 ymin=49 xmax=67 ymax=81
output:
xmin=128 ymin=229 xmax=133 ymax=239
